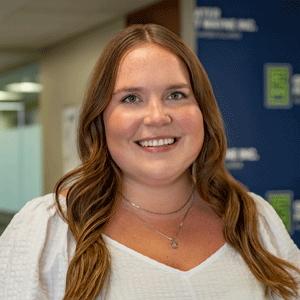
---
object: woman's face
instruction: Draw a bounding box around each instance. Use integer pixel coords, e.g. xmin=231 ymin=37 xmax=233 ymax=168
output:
xmin=103 ymin=43 xmax=204 ymax=187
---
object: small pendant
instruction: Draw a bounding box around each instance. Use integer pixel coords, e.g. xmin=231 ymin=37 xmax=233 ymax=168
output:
xmin=171 ymin=240 xmax=178 ymax=249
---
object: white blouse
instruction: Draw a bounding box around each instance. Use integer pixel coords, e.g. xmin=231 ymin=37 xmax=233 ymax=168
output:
xmin=0 ymin=192 xmax=299 ymax=300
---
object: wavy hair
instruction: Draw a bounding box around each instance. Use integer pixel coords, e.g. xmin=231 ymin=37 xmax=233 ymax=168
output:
xmin=55 ymin=24 xmax=300 ymax=299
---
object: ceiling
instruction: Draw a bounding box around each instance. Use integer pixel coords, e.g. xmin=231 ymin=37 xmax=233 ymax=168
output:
xmin=0 ymin=0 xmax=159 ymax=74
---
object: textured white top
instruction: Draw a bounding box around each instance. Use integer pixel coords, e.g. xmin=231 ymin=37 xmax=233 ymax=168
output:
xmin=0 ymin=192 xmax=300 ymax=300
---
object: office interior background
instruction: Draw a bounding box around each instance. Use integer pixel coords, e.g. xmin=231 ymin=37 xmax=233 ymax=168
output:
xmin=0 ymin=0 xmax=299 ymax=248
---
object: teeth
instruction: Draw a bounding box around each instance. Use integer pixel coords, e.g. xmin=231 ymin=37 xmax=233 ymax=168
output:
xmin=139 ymin=138 xmax=175 ymax=147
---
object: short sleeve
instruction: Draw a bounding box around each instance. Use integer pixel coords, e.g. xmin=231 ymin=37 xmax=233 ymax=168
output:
xmin=249 ymin=192 xmax=300 ymax=299
xmin=0 ymin=194 xmax=74 ymax=300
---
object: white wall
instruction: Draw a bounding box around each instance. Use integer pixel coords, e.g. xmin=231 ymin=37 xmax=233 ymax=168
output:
xmin=40 ymin=17 xmax=125 ymax=194
xmin=181 ymin=0 xmax=196 ymax=53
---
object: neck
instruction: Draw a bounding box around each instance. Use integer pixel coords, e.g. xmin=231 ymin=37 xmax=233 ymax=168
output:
xmin=120 ymin=176 xmax=195 ymax=216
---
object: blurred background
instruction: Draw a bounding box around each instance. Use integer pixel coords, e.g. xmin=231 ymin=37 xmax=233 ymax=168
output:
xmin=0 ymin=0 xmax=194 ymax=234
xmin=0 ymin=0 xmax=299 ymax=249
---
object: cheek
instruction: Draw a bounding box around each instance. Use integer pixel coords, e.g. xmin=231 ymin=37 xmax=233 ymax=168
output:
xmin=104 ymin=108 xmax=139 ymax=141
xmin=178 ymin=106 xmax=204 ymax=138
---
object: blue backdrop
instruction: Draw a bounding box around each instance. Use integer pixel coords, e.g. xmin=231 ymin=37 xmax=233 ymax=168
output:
xmin=195 ymin=0 xmax=300 ymax=247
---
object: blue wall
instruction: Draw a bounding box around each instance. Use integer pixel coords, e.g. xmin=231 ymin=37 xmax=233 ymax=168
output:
xmin=195 ymin=0 xmax=300 ymax=247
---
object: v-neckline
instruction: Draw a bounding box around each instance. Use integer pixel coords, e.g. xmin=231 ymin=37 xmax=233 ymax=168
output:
xmin=102 ymin=233 xmax=229 ymax=277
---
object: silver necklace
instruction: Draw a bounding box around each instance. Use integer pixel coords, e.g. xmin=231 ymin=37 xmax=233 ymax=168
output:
xmin=122 ymin=190 xmax=195 ymax=249
xmin=122 ymin=183 xmax=195 ymax=215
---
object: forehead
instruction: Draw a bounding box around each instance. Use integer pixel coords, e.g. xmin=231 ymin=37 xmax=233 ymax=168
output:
xmin=114 ymin=43 xmax=190 ymax=88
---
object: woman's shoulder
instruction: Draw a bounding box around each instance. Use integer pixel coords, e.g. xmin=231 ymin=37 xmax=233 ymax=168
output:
xmin=3 ymin=193 xmax=66 ymax=231
xmin=0 ymin=193 xmax=71 ymax=299
xmin=248 ymin=192 xmax=287 ymax=239
xmin=0 ymin=193 xmax=70 ymax=249
xmin=248 ymin=192 xmax=278 ymax=220
xmin=0 ymin=193 xmax=69 ymax=249
xmin=26 ymin=192 xmax=64 ymax=212
xmin=248 ymin=192 xmax=300 ymax=262
xmin=248 ymin=192 xmax=292 ymax=237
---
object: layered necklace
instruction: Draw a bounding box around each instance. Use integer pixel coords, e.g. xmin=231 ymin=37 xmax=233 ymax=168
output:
xmin=121 ymin=184 xmax=195 ymax=249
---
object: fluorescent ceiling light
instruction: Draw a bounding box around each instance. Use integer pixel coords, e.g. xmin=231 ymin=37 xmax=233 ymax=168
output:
xmin=0 ymin=91 xmax=21 ymax=101
xmin=6 ymin=82 xmax=43 ymax=93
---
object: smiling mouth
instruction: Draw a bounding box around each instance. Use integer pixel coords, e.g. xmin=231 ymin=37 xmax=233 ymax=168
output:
xmin=135 ymin=137 xmax=179 ymax=147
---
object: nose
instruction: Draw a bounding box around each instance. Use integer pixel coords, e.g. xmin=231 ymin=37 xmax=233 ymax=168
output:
xmin=143 ymin=97 xmax=171 ymax=126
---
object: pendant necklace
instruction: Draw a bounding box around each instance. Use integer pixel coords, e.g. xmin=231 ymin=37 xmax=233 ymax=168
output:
xmin=121 ymin=186 xmax=195 ymax=249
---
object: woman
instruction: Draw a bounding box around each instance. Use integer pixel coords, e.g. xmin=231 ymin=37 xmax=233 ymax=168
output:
xmin=0 ymin=24 xmax=300 ymax=300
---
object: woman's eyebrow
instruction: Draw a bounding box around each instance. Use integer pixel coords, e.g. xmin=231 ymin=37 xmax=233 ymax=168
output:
xmin=113 ymin=84 xmax=190 ymax=96
xmin=112 ymin=87 xmax=143 ymax=96
xmin=165 ymin=84 xmax=191 ymax=91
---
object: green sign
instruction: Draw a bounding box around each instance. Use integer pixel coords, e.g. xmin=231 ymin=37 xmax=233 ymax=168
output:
xmin=268 ymin=192 xmax=292 ymax=232
xmin=264 ymin=64 xmax=292 ymax=109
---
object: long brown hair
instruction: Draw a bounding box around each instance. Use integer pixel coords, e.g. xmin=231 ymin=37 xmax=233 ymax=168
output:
xmin=55 ymin=24 xmax=300 ymax=299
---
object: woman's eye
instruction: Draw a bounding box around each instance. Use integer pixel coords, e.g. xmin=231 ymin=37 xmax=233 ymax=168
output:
xmin=122 ymin=95 xmax=139 ymax=103
xmin=169 ymin=92 xmax=186 ymax=100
